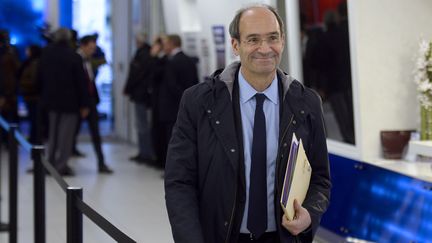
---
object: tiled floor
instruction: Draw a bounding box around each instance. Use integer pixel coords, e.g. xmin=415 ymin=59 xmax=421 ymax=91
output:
xmin=0 ymin=141 xmax=172 ymax=243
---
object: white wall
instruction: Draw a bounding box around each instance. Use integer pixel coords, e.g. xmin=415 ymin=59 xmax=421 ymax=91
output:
xmin=112 ymin=0 xmax=133 ymax=140
xmin=195 ymin=0 xmax=239 ymax=76
xmin=162 ymin=0 xmax=276 ymax=78
xmin=351 ymin=0 xmax=432 ymax=160
xmin=112 ymin=0 xmax=167 ymax=142
xmin=161 ymin=0 xmax=181 ymax=34
xmin=44 ymin=0 xmax=59 ymax=29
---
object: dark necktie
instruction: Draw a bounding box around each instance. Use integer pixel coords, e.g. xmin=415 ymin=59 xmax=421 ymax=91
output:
xmin=247 ymin=93 xmax=267 ymax=238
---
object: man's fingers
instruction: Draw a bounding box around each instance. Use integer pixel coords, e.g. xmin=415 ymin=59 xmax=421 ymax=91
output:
xmin=293 ymin=199 xmax=301 ymax=214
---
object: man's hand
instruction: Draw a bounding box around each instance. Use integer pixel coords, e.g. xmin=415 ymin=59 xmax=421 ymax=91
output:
xmin=80 ymin=107 xmax=90 ymax=118
xmin=281 ymin=199 xmax=311 ymax=236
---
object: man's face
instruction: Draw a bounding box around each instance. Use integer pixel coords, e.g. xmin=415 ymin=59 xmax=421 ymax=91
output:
xmin=231 ymin=7 xmax=285 ymax=78
xmin=82 ymin=41 xmax=96 ymax=57
xmin=162 ymin=38 xmax=174 ymax=55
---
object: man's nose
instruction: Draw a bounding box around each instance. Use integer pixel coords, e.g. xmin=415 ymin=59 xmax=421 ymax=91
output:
xmin=257 ymin=39 xmax=272 ymax=51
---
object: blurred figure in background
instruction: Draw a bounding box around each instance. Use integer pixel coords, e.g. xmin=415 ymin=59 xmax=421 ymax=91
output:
xmin=0 ymin=30 xmax=20 ymax=124
xmin=70 ymin=29 xmax=79 ymax=50
xmin=123 ymin=32 xmax=155 ymax=164
xmin=0 ymin=31 xmax=8 ymax=109
xmin=320 ymin=3 xmax=354 ymax=144
xmin=72 ymin=33 xmax=107 ymax=156
xmin=149 ymin=36 xmax=166 ymax=168
xmin=76 ymin=35 xmax=113 ymax=174
xmin=0 ymin=36 xmax=4 ymax=113
xmin=39 ymin=28 xmax=90 ymax=176
xmin=18 ymin=44 xmax=42 ymax=144
xmin=90 ymin=33 xmax=107 ymax=80
xmin=157 ymin=34 xmax=198 ymax=168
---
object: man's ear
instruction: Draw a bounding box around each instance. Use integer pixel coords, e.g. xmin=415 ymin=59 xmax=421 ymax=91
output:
xmin=281 ymin=34 xmax=286 ymax=50
xmin=231 ymin=38 xmax=240 ymax=56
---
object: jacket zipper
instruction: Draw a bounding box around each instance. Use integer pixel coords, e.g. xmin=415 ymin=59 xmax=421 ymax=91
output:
xmin=274 ymin=114 xmax=294 ymax=213
xmin=279 ymin=115 xmax=295 ymax=153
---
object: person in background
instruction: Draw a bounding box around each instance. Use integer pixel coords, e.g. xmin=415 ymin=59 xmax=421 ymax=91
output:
xmin=90 ymin=33 xmax=107 ymax=80
xmin=319 ymin=2 xmax=354 ymax=144
xmin=0 ymin=34 xmax=6 ymax=113
xmin=76 ymin=35 xmax=113 ymax=174
xmin=18 ymin=45 xmax=42 ymax=144
xmin=157 ymin=34 xmax=198 ymax=168
xmin=70 ymin=28 xmax=87 ymax=157
xmin=148 ymin=36 xmax=166 ymax=168
xmin=0 ymin=30 xmax=19 ymax=124
xmin=123 ymin=32 xmax=156 ymax=164
xmin=72 ymin=32 xmax=107 ymax=156
xmin=39 ymin=28 xmax=90 ymax=176
xmin=165 ymin=4 xmax=331 ymax=243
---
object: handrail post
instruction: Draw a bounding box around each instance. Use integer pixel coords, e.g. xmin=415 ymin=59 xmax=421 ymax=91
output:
xmin=67 ymin=187 xmax=83 ymax=243
xmin=0 ymin=126 xmax=9 ymax=232
xmin=32 ymin=145 xmax=45 ymax=243
xmin=8 ymin=124 xmax=18 ymax=243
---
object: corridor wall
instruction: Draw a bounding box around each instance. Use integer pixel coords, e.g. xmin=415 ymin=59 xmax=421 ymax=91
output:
xmin=161 ymin=0 xmax=276 ymax=78
xmin=109 ymin=0 xmax=432 ymax=156
xmin=346 ymin=0 xmax=432 ymax=160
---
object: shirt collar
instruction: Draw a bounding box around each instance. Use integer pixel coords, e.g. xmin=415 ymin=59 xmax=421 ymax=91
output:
xmin=238 ymin=68 xmax=279 ymax=105
xmin=77 ymin=49 xmax=86 ymax=59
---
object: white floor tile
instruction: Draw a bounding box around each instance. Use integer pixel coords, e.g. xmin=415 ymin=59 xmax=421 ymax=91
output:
xmin=0 ymin=142 xmax=173 ymax=243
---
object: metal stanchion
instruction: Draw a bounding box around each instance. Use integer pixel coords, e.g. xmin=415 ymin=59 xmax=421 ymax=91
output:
xmin=32 ymin=146 xmax=45 ymax=243
xmin=67 ymin=187 xmax=83 ymax=243
xmin=0 ymin=127 xmax=9 ymax=232
xmin=8 ymin=124 xmax=18 ymax=243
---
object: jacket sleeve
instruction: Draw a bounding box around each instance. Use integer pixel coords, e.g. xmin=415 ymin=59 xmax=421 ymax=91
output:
xmin=300 ymin=92 xmax=331 ymax=242
xmin=164 ymin=88 xmax=205 ymax=243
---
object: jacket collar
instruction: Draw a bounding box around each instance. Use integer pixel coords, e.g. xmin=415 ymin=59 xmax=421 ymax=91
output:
xmin=203 ymin=62 xmax=312 ymax=172
xmin=216 ymin=61 xmax=295 ymax=100
xmin=209 ymin=61 xmax=311 ymax=126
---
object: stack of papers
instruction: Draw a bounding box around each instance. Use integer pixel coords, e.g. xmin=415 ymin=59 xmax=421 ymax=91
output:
xmin=280 ymin=133 xmax=312 ymax=221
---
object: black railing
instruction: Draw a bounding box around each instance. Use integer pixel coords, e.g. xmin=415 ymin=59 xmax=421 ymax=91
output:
xmin=0 ymin=115 xmax=136 ymax=243
xmin=0 ymin=116 xmax=9 ymax=233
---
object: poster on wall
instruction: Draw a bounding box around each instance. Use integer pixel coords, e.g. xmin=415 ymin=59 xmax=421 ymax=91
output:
xmin=200 ymin=38 xmax=211 ymax=79
xmin=183 ymin=32 xmax=199 ymax=57
xmin=212 ymin=25 xmax=225 ymax=69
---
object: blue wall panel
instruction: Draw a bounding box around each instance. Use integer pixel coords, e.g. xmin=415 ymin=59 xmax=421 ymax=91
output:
xmin=59 ymin=0 xmax=72 ymax=28
xmin=321 ymin=154 xmax=432 ymax=243
xmin=0 ymin=0 xmax=45 ymax=58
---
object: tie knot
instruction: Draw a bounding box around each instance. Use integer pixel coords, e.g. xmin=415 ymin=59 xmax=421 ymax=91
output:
xmin=255 ymin=93 xmax=266 ymax=107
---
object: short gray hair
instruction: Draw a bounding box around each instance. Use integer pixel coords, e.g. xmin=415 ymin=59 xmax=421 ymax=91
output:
xmin=166 ymin=34 xmax=182 ymax=48
xmin=52 ymin=28 xmax=71 ymax=43
xmin=229 ymin=4 xmax=285 ymax=40
xmin=135 ymin=32 xmax=147 ymax=43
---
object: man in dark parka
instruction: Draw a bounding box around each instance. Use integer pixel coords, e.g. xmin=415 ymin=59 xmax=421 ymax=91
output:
xmin=165 ymin=4 xmax=331 ymax=243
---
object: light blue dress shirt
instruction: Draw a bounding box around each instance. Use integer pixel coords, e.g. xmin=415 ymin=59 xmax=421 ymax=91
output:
xmin=238 ymin=70 xmax=280 ymax=233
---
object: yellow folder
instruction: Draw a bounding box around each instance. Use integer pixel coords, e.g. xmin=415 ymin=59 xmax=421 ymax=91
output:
xmin=280 ymin=134 xmax=312 ymax=221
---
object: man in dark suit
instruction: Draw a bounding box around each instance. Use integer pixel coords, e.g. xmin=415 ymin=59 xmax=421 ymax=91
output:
xmin=157 ymin=34 xmax=198 ymax=168
xmin=39 ymin=28 xmax=90 ymax=176
xmin=123 ymin=32 xmax=155 ymax=164
xmin=76 ymin=35 xmax=113 ymax=174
